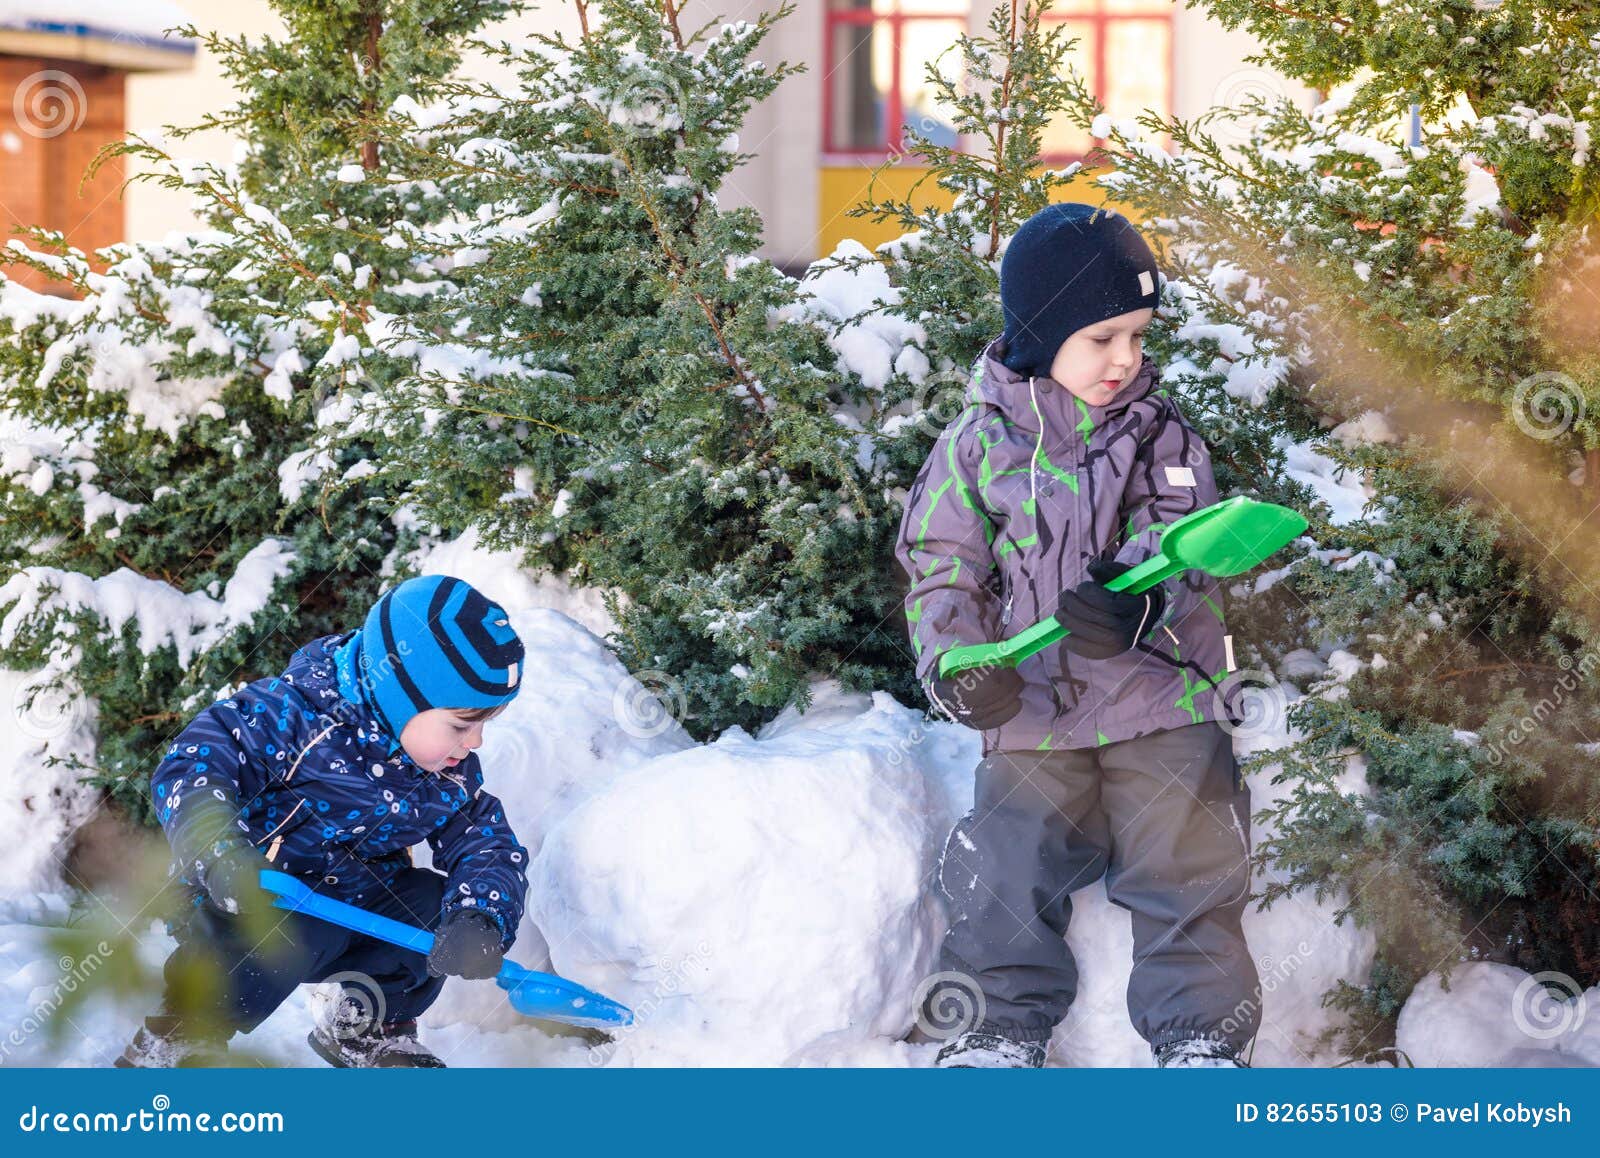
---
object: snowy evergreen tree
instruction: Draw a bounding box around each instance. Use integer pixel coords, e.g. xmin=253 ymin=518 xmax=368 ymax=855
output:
xmin=844 ymin=0 xmax=1317 ymax=719
xmin=0 ymin=0 xmax=515 ymax=814
xmin=1073 ymin=2 xmax=1600 ymax=1053
xmin=367 ymin=0 xmax=918 ymax=736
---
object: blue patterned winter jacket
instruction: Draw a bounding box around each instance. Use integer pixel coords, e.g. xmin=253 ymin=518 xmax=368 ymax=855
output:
xmin=151 ymin=633 xmax=529 ymax=945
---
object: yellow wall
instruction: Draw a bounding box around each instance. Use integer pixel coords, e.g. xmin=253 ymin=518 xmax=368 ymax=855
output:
xmin=817 ymin=163 xmax=1139 ymax=258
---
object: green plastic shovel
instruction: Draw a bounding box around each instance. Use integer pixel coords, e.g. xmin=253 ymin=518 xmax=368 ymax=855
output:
xmin=935 ymin=496 xmax=1307 ymax=679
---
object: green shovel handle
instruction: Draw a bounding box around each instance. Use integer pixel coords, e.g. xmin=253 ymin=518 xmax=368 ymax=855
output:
xmin=933 ymin=565 xmax=1160 ymax=680
xmin=933 ymin=497 xmax=1305 ymax=679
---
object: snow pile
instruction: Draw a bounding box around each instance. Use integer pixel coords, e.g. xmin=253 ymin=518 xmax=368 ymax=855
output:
xmin=0 ymin=668 xmax=100 ymax=922
xmin=1397 ymin=963 xmax=1600 ymax=1067
xmin=0 ymin=591 xmax=1417 ymax=1066
xmin=523 ymin=651 xmax=1376 ymax=1066
xmin=406 ymin=524 xmax=619 ymax=641
xmin=418 ymin=605 xmax=695 ymax=1032
xmin=527 ymin=685 xmax=973 ymax=1065
xmin=0 ymin=527 xmax=1393 ymax=1067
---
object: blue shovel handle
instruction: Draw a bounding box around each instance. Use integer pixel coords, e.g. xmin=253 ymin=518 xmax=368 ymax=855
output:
xmin=259 ymin=869 xmax=634 ymax=1029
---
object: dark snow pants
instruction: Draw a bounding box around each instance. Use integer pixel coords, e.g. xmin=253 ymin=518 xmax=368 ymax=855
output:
xmin=936 ymin=722 xmax=1260 ymax=1051
xmin=160 ymin=866 xmax=449 ymax=1037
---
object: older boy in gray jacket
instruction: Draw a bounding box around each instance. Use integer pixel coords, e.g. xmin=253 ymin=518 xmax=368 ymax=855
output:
xmin=896 ymin=203 xmax=1260 ymax=1068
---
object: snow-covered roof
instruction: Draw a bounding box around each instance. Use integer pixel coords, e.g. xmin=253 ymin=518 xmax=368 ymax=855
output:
xmin=0 ymin=1 xmax=195 ymax=69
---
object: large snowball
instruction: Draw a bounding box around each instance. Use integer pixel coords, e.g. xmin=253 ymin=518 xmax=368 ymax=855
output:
xmin=419 ymin=606 xmax=694 ymax=1033
xmin=528 ymin=688 xmax=973 ymax=1065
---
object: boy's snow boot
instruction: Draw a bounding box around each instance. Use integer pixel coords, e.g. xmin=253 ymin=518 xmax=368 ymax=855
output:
xmin=308 ymin=1016 xmax=446 ymax=1068
xmin=114 ymin=1015 xmax=230 ymax=1068
xmin=1154 ymin=1037 xmax=1249 ymax=1068
xmin=934 ymin=1030 xmax=1047 ymax=1069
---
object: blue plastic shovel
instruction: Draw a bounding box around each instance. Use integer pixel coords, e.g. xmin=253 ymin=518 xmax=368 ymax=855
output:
xmin=259 ymin=869 xmax=634 ymax=1029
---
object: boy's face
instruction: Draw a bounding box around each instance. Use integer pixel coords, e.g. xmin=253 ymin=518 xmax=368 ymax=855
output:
xmin=1046 ymin=307 xmax=1155 ymax=407
xmin=400 ymin=707 xmax=502 ymax=772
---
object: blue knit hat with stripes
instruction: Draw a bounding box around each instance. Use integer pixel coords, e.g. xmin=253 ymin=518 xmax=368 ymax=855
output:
xmin=334 ymin=575 xmax=524 ymax=747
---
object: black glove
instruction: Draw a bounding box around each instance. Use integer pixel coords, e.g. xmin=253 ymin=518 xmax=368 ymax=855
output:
xmin=427 ymin=910 xmax=506 ymax=980
xmin=1056 ymin=559 xmax=1166 ymax=660
xmin=929 ymin=664 xmax=1025 ymax=731
xmin=202 ymin=844 xmax=274 ymax=917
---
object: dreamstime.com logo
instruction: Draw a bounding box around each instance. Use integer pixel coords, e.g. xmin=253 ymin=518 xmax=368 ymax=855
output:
xmin=1510 ymin=371 xmax=1585 ymax=442
xmin=17 ymin=1095 xmax=284 ymax=1134
xmin=1482 ymin=648 xmax=1600 ymax=764
xmin=612 ymin=668 xmax=688 ymax=740
xmin=13 ymin=71 xmax=88 ymax=139
xmin=1511 ymin=971 xmax=1587 ymax=1041
xmin=913 ymin=970 xmax=987 ymax=1041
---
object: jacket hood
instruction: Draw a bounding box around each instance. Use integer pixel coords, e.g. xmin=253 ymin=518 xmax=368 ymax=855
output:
xmin=282 ymin=632 xmax=352 ymax=705
xmin=973 ymin=337 xmax=1160 ymax=432
xmin=286 ymin=631 xmax=409 ymax=754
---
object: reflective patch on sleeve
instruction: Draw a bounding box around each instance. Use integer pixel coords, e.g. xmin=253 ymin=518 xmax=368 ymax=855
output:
xmin=1164 ymin=465 xmax=1196 ymax=487
xmin=1223 ymin=633 xmax=1237 ymax=672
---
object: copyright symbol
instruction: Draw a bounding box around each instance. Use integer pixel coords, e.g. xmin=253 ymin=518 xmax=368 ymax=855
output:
xmin=1390 ymin=1104 xmax=1407 ymax=1122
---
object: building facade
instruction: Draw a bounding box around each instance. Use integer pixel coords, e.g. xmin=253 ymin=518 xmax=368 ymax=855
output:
xmin=728 ymin=0 xmax=1303 ymax=267
xmin=10 ymin=2 xmax=1299 ymax=273
xmin=0 ymin=5 xmax=194 ymax=291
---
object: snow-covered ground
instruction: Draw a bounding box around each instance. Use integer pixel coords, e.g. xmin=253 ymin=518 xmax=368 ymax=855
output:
xmin=0 ymin=529 xmax=1589 ymax=1068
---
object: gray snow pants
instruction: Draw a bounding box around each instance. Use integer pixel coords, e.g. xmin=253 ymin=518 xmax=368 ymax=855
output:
xmin=936 ymin=721 xmax=1260 ymax=1052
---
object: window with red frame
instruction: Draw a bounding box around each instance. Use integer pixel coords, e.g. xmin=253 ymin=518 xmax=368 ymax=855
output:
xmin=823 ymin=0 xmax=1173 ymax=161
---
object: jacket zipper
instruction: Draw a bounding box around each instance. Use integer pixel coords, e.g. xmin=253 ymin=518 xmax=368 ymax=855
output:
xmin=254 ymin=723 xmax=338 ymax=863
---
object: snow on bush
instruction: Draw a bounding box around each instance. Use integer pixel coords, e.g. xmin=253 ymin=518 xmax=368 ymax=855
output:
xmin=0 ymin=668 xmax=100 ymax=921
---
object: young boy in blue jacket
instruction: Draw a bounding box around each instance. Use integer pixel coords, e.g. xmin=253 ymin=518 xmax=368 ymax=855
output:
xmin=117 ymin=575 xmax=530 ymax=1069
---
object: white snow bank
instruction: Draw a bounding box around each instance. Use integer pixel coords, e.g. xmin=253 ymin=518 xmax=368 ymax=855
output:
xmin=526 ymin=637 xmax=1376 ymax=1066
xmin=0 ymin=668 xmax=100 ymax=921
xmin=0 ymin=548 xmax=1388 ymax=1066
xmin=1397 ymin=963 xmax=1600 ymax=1067
xmin=528 ymin=687 xmax=974 ymax=1065
xmin=418 ymin=606 xmax=694 ymax=1032
xmin=409 ymin=524 xmax=620 ymax=641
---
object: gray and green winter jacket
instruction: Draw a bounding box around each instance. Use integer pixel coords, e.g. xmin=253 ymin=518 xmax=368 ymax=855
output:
xmin=895 ymin=339 xmax=1233 ymax=753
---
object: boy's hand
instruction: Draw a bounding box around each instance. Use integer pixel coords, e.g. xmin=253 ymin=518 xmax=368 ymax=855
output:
xmin=427 ymin=910 xmax=505 ymax=980
xmin=203 ymin=845 xmax=274 ymax=917
xmin=1056 ymin=559 xmax=1166 ymax=659
xmin=930 ymin=666 xmax=1025 ymax=731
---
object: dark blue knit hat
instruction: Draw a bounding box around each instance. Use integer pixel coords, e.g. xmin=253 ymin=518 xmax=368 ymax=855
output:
xmin=334 ymin=575 xmax=524 ymax=745
xmin=999 ymin=203 xmax=1161 ymax=379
